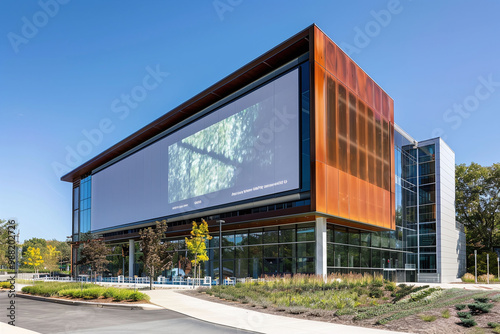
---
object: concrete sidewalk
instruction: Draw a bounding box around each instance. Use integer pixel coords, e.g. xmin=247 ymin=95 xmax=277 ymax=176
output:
xmin=145 ymin=289 xmax=405 ymax=334
xmin=411 ymin=282 xmax=500 ymax=290
xmin=0 ymin=323 xmax=40 ymax=334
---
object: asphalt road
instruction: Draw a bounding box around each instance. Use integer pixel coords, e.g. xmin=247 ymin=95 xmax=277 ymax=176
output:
xmin=0 ymin=292 xmax=258 ymax=333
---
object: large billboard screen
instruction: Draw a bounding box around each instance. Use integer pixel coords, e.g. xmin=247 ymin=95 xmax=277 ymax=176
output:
xmin=91 ymin=69 xmax=299 ymax=231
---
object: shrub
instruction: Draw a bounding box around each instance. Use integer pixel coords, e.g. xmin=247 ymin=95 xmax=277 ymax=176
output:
xmin=307 ymin=309 xmax=334 ymax=317
xmin=419 ymin=314 xmax=437 ymax=322
xmin=455 ymin=304 xmax=467 ymax=310
xmin=473 ymin=297 xmax=489 ymax=303
xmin=82 ymin=288 xmax=102 ymax=300
xmin=369 ymin=288 xmax=383 ymax=298
xmin=130 ymin=291 xmax=149 ymax=302
xmin=102 ymin=288 xmax=115 ymax=299
xmin=111 ymin=289 xmax=131 ymax=301
xmin=392 ymin=285 xmax=428 ymax=303
xmin=457 ymin=311 xmax=472 ymax=319
xmin=478 ymin=274 xmax=495 ymax=283
xmin=441 ymin=309 xmax=450 ymax=318
xmin=21 ymin=282 xmax=96 ymax=297
xmin=0 ymin=282 xmax=13 ymax=289
xmin=468 ymin=302 xmax=493 ymax=314
xmin=71 ymin=289 xmax=85 ymax=298
xmin=488 ymin=322 xmax=500 ymax=328
xmin=385 ymin=281 xmax=396 ymax=292
xmin=354 ymin=287 xmax=369 ymax=296
xmin=372 ymin=275 xmax=384 ymax=288
xmin=460 ymin=318 xmax=477 ymax=327
xmin=410 ymin=287 xmax=441 ymax=302
xmin=288 ymin=306 xmax=308 ymax=314
xmin=24 ymin=282 xmax=149 ymax=302
xmin=461 ymin=273 xmax=475 ymax=283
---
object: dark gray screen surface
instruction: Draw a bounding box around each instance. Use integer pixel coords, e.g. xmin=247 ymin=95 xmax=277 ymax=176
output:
xmin=91 ymin=69 xmax=299 ymax=231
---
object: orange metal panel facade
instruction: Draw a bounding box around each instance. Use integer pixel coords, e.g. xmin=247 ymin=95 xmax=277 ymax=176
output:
xmin=312 ymin=26 xmax=395 ymax=230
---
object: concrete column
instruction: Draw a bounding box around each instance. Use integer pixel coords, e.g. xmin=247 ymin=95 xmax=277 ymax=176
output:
xmin=129 ymin=239 xmax=135 ymax=278
xmin=315 ymin=217 xmax=327 ymax=279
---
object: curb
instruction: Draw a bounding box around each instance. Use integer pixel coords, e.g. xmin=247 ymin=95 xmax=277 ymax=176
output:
xmin=17 ymin=293 xmax=161 ymax=310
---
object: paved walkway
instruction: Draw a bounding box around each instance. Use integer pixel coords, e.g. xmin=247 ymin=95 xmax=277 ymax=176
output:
xmin=0 ymin=323 xmax=40 ymax=334
xmin=411 ymin=282 xmax=500 ymax=290
xmin=145 ymin=289 xmax=405 ymax=334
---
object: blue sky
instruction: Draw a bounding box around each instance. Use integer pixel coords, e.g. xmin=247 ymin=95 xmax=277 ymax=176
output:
xmin=1 ymin=0 xmax=499 ymax=242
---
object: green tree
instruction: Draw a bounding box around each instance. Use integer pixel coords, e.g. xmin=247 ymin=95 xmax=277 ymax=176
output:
xmin=77 ymin=233 xmax=110 ymax=282
xmin=456 ymin=163 xmax=499 ymax=250
xmin=44 ymin=244 xmax=61 ymax=274
xmin=0 ymin=219 xmax=18 ymax=267
xmin=139 ymin=220 xmax=173 ymax=290
xmin=22 ymin=237 xmax=47 ymax=265
xmin=48 ymin=239 xmax=71 ymax=271
xmin=185 ymin=219 xmax=212 ymax=285
xmin=467 ymin=251 xmax=499 ymax=276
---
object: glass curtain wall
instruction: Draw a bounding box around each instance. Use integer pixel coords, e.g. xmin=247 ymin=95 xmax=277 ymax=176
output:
xmin=162 ymin=223 xmax=315 ymax=280
xmin=326 ymin=225 xmax=407 ymax=279
xmin=417 ymin=145 xmax=437 ymax=273
xmin=400 ymin=137 xmax=437 ymax=278
xmin=79 ymin=175 xmax=91 ymax=233
xmin=396 ymin=131 xmax=418 ymax=281
xmin=72 ymin=186 xmax=79 ymax=242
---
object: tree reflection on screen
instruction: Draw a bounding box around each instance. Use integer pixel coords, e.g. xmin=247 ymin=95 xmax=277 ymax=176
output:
xmin=168 ymin=102 xmax=271 ymax=203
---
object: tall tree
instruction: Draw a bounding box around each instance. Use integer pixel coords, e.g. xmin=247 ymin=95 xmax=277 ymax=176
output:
xmin=44 ymin=244 xmax=61 ymax=274
xmin=78 ymin=233 xmax=110 ymax=282
xmin=21 ymin=237 xmax=47 ymax=262
xmin=0 ymin=219 xmax=18 ymax=266
xmin=456 ymin=162 xmax=500 ymax=250
xmin=51 ymin=239 xmax=71 ymax=270
xmin=139 ymin=220 xmax=173 ymax=290
xmin=185 ymin=219 xmax=212 ymax=285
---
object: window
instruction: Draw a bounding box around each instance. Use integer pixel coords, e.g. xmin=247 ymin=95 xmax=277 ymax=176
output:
xmin=263 ymin=228 xmax=278 ymax=244
xmin=418 ymin=145 xmax=435 ymax=163
xmin=348 ymin=230 xmax=360 ymax=245
xmin=248 ymin=231 xmax=262 ymax=245
xmin=235 ymin=233 xmax=247 ymax=246
xmin=79 ymin=176 xmax=91 ymax=233
xmin=297 ymin=226 xmax=314 ymax=242
xmin=420 ymin=254 xmax=437 ymax=271
xmin=335 ymin=227 xmax=348 ymax=244
xmin=73 ymin=186 xmax=80 ymax=236
xmin=279 ymin=226 xmax=296 ymax=243
xmin=222 ymin=232 xmax=235 ymax=246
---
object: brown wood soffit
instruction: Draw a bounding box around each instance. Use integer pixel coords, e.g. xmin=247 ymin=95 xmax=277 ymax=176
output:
xmin=61 ymin=25 xmax=314 ymax=183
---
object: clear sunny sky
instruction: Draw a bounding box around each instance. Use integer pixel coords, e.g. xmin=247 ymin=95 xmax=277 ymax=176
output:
xmin=1 ymin=0 xmax=499 ymax=242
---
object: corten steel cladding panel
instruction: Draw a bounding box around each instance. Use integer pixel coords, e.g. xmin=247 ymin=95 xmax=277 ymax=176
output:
xmin=312 ymin=26 xmax=395 ymax=230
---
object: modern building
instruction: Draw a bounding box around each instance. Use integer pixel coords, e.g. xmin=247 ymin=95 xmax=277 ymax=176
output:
xmin=62 ymin=25 xmax=466 ymax=283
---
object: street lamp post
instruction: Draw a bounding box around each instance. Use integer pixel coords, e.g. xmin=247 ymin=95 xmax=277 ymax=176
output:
xmin=15 ymin=230 xmax=20 ymax=279
xmin=218 ymin=220 xmax=225 ymax=285
xmin=474 ymin=250 xmax=477 ymax=284
xmin=487 ymin=254 xmax=490 ymax=284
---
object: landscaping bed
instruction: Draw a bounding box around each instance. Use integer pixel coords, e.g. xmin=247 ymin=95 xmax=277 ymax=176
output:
xmin=19 ymin=281 xmax=150 ymax=303
xmin=185 ymin=274 xmax=500 ymax=333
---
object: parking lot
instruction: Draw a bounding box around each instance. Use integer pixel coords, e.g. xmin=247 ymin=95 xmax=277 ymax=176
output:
xmin=0 ymin=292 xmax=256 ymax=333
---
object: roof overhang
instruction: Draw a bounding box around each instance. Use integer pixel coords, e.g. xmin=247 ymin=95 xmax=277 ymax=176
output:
xmin=61 ymin=25 xmax=315 ymax=182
